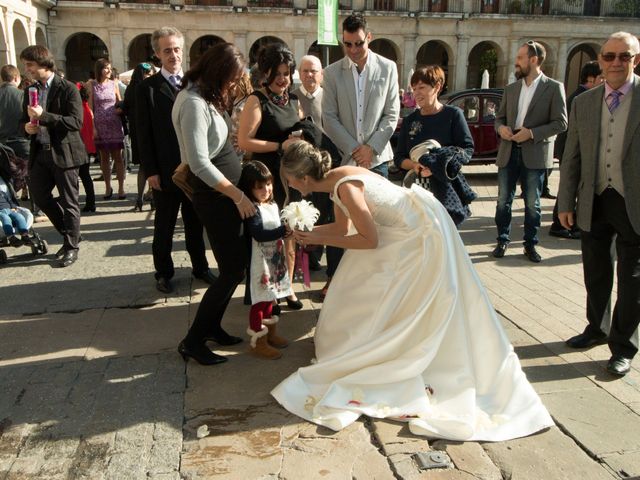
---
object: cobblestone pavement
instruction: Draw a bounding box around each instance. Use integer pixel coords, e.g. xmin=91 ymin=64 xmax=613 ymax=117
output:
xmin=0 ymin=163 xmax=638 ymax=479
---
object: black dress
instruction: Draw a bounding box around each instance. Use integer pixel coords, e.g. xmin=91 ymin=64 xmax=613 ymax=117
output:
xmin=251 ymin=90 xmax=300 ymax=207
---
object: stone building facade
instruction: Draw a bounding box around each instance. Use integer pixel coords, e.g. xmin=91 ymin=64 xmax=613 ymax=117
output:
xmin=1 ymin=0 xmax=639 ymax=91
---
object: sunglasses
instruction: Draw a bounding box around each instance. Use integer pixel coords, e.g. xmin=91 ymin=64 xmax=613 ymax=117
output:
xmin=600 ymin=52 xmax=636 ymax=63
xmin=343 ymin=40 xmax=366 ymax=49
xmin=526 ymin=40 xmax=541 ymax=58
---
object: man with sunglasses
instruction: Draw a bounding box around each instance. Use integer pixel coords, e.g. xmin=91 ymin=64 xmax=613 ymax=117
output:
xmin=493 ymin=40 xmax=567 ymax=263
xmin=559 ymin=32 xmax=640 ymax=377
xmin=321 ymin=13 xmax=400 ymax=179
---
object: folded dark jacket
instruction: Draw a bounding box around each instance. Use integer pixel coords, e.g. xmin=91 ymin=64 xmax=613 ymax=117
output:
xmin=418 ymin=146 xmax=478 ymax=225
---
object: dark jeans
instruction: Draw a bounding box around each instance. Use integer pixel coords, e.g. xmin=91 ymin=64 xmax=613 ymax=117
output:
xmin=151 ymin=188 xmax=209 ymax=280
xmin=495 ymin=147 xmax=545 ymax=246
xmin=186 ymin=191 xmax=248 ymax=344
xmin=581 ymin=188 xmax=640 ymax=359
xmin=78 ymin=162 xmax=95 ymax=208
xmin=311 ymin=190 xmax=344 ymax=278
xmin=370 ymin=162 xmax=389 ymax=179
xmin=28 ymin=148 xmax=81 ymax=251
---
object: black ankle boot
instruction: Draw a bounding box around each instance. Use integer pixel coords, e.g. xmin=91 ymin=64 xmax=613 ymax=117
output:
xmin=178 ymin=340 xmax=227 ymax=365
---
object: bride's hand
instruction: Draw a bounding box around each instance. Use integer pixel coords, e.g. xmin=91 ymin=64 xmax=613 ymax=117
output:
xmin=293 ymin=229 xmax=318 ymax=247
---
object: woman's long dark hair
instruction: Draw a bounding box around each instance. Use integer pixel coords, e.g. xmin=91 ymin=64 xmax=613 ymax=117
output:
xmin=182 ymin=43 xmax=245 ymax=112
xmin=257 ymin=43 xmax=295 ymax=89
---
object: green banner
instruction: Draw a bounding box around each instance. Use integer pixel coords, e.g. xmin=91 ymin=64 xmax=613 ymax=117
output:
xmin=318 ymin=0 xmax=338 ymax=46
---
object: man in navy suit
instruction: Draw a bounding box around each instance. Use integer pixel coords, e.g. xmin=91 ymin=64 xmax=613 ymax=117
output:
xmin=136 ymin=27 xmax=216 ymax=294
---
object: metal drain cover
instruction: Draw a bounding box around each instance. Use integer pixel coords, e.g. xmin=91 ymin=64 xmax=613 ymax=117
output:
xmin=413 ymin=451 xmax=453 ymax=470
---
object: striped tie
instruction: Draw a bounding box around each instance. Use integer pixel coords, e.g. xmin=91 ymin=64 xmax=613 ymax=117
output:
xmin=607 ymin=90 xmax=622 ymax=113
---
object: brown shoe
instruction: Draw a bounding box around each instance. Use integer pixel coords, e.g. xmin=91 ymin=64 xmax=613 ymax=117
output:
xmin=264 ymin=316 xmax=288 ymax=348
xmin=248 ymin=327 xmax=282 ymax=359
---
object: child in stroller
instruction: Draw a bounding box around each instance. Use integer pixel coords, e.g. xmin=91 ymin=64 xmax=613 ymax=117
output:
xmin=0 ymin=143 xmax=48 ymax=263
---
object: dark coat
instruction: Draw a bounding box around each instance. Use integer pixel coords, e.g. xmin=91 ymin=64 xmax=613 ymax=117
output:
xmin=20 ymin=74 xmax=88 ymax=169
xmin=418 ymin=146 xmax=478 ymax=226
xmin=135 ymin=72 xmax=181 ymax=192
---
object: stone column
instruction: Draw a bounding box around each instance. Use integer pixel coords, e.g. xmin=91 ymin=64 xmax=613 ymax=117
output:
xmin=556 ymin=38 xmax=568 ymax=83
xmin=293 ymin=33 xmax=306 ymax=66
xmin=47 ymin=26 xmax=61 ymax=71
xmin=5 ymin=9 xmax=16 ymax=65
xmin=233 ymin=32 xmax=247 ymax=60
xmin=402 ymin=34 xmax=417 ymax=89
xmin=454 ymin=34 xmax=469 ymax=91
xmin=108 ymin=28 xmax=125 ymax=73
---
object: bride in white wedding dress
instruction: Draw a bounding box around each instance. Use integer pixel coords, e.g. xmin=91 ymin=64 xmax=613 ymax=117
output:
xmin=271 ymin=141 xmax=553 ymax=441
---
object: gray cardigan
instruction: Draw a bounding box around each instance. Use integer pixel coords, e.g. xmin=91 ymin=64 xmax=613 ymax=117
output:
xmin=171 ymin=84 xmax=227 ymax=188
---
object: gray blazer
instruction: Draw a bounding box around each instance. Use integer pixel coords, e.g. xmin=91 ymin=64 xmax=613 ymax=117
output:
xmin=495 ymin=74 xmax=567 ymax=169
xmin=558 ymin=75 xmax=640 ymax=234
xmin=322 ymin=51 xmax=400 ymax=168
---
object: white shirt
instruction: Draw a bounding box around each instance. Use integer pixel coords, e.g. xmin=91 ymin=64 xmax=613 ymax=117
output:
xmin=299 ymin=84 xmax=321 ymax=100
xmin=349 ymin=56 xmax=369 ymax=144
xmin=161 ymin=67 xmax=184 ymax=89
xmin=515 ymin=73 xmax=542 ymax=130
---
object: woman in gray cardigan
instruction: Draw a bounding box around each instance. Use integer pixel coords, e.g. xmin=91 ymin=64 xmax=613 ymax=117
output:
xmin=172 ymin=43 xmax=256 ymax=365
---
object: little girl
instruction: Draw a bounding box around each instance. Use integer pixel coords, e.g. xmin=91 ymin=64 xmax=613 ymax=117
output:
xmin=239 ymin=161 xmax=292 ymax=360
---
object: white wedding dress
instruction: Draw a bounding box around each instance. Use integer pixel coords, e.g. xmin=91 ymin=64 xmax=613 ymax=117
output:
xmin=272 ymin=174 xmax=553 ymax=441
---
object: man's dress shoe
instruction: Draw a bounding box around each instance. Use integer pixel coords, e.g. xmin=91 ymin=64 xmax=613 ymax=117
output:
xmin=156 ymin=277 xmax=173 ymax=294
xmin=549 ymin=227 xmax=573 ymax=239
xmin=565 ymin=332 xmax=608 ymax=349
xmin=193 ymin=269 xmax=218 ymax=285
xmin=58 ymin=249 xmax=78 ymax=267
xmin=524 ymin=245 xmax=542 ymax=263
xmin=492 ymin=242 xmax=508 ymax=258
xmin=607 ymin=355 xmax=631 ymax=376
xmin=541 ymin=190 xmax=557 ymax=199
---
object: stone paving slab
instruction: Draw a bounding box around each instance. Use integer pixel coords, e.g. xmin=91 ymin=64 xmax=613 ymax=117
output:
xmin=540 ymin=388 xmax=640 ymax=458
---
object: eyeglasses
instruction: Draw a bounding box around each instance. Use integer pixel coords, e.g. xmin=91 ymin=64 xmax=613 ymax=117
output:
xmin=600 ymin=52 xmax=636 ymax=63
xmin=139 ymin=63 xmax=152 ymax=71
xmin=526 ymin=40 xmax=541 ymax=58
xmin=343 ymin=40 xmax=366 ymax=49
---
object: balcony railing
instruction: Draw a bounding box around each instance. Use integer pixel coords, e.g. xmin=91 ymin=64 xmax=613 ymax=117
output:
xmin=184 ymin=0 xmax=232 ymax=5
xmin=418 ymin=0 xmax=465 ymax=12
xmin=247 ymin=0 xmax=292 ymax=6
xmin=307 ymin=0 xmax=353 ymax=9
xmin=364 ymin=0 xmax=409 ymax=11
xmin=601 ymin=0 xmax=640 ymax=16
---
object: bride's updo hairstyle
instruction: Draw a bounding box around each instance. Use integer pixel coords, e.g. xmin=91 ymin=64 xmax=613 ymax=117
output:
xmin=281 ymin=141 xmax=332 ymax=204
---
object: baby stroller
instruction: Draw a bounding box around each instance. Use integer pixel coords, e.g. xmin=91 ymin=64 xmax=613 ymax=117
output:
xmin=0 ymin=143 xmax=48 ymax=264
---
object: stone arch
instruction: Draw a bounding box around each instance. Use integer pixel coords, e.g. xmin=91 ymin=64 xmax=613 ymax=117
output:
xmin=565 ymin=42 xmax=599 ymax=93
xmin=0 ymin=16 xmax=8 ymax=64
xmin=369 ymin=38 xmax=399 ymax=63
xmin=467 ymin=40 xmax=504 ymax=89
xmin=128 ymin=34 xmax=154 ymax=69
xmin=249 ymin=36 xmax=289 ymax=66
xmin=416 ymin=40 xmax=453 ymax=92
xmin=189 ymin=35 xmax=225 ymax=67
xmin=35 ymin=27 xmax=47 ymax=47
xmin=64 ymin=32 xmax=110 ymax=82
xmin=12 ymin=19 xmax=30 ymax=60
xmin=307 ymin=41 xmax=343 ymax=66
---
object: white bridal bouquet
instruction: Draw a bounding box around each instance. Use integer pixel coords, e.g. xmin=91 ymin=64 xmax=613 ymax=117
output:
xmin=280 ymin=200 xmax=321 ymax=288
xmin=280 ymin=200 xmax=320 ymax=232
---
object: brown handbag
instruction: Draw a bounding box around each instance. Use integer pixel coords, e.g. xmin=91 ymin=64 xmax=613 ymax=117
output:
xmin=172 ymin=163 xmax=194 ymax=201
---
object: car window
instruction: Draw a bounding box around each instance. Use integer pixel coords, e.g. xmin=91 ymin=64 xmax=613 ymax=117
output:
xmin=482 ymin=96 xmax=500 ymax=123
xmin=450 ymin=95 xmax=480 ymax=122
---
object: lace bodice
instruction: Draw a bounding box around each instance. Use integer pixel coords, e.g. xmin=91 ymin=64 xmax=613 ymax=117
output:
xmin=332 ymin=174 xmax=415 ymax=228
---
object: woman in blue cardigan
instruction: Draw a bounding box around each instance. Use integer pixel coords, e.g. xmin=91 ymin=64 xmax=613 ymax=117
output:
xmin=394 ymin=66 xmax=476 ymax=226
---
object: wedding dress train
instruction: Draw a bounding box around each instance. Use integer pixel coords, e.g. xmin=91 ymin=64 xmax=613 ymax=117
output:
xmin=272 ymin=174 xmax=553 ymax=441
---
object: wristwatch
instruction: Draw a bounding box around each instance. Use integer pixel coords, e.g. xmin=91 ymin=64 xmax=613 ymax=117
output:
xmin=276 ymin=142 xmax=284 ymax=156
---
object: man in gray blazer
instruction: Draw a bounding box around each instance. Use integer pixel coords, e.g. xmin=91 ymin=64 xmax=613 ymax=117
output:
xmin=493 ymin=41 xmax=567 ymax=262
xmin=322 ymin=13 xmax=399 ymax=178
xmin=559 ymin=32 xmax=640 ymax=377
